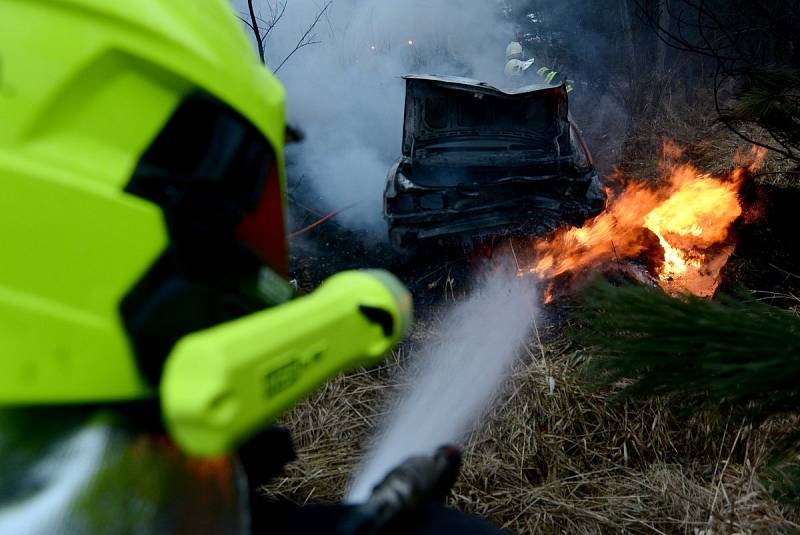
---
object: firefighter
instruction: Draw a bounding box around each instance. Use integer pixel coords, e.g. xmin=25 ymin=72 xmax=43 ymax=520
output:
xmin=0 ymin=1 xmax=508 ymax=533
xmin=504 ymin=41 xmax=574 ymax=93
xmin=504 ymin=41 xmax=535 ymax=79
xmin=506 ymin=41 xmax=525 ymax=62
xmin=535 ymin=65 xmax=574 ymax=93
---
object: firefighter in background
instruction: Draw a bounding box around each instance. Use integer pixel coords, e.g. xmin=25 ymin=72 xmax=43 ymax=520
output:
xmin=504 ymin=40 xmax=574 ymax=92
xmin=0 ymin=1 xmax=508 ymax=533
xmin=504 ymin=41 xmax=535 ymax=79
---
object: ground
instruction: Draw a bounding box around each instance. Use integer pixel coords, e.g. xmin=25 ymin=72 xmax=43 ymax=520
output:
xmin=263 ymin=95 xmax=800 ymax=533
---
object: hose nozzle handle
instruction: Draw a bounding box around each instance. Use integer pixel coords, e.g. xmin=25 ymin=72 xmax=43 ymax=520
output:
xmin=340 ymin=445 xmax=462 ymax=535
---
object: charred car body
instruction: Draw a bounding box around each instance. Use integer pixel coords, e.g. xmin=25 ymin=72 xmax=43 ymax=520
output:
xmin=384 ymin=75 xmax=605 ymax=249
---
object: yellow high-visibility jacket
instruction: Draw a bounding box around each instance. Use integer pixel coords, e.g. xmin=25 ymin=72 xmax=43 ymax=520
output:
xmin=536 ymin=66 xmax=574 ymax=92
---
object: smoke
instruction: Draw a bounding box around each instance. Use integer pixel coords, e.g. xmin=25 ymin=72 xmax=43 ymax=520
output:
xmin=508 ymin=0 xmax=632 ymax=174
xmin=346 ymin=263 xmax=537 ymax=502
xmin=233 ymin=0 xmax=513 ymax=234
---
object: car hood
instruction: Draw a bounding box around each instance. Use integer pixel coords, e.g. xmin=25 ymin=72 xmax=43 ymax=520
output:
xmin=401 ymin=75 xmax=571 ymax=162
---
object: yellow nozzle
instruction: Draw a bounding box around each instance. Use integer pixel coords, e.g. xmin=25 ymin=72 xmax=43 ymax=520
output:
xmin=160 ymin=270 xmax=412 ymax=457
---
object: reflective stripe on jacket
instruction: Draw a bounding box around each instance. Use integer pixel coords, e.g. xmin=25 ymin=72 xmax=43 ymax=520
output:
xmin=536 ymin=66 xmax=574 ymax=92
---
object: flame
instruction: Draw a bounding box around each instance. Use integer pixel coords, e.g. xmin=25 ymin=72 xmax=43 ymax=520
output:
xmin=527 ymin=144 xmax=767 ymax=299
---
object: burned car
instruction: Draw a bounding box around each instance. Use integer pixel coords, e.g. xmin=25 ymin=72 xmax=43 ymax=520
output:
xmin=384 ymin=75 xmax=605 ymax=249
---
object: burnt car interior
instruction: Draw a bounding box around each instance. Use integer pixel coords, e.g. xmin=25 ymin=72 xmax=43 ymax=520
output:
xmin=384 ymin=75 xmax=603 ymax=249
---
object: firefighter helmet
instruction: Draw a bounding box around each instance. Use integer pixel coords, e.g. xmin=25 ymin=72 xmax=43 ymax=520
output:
xmin=0 ymin=0 xmax=288 ymax=404
xmin=506 ymin=41 xmax=524 ymax=61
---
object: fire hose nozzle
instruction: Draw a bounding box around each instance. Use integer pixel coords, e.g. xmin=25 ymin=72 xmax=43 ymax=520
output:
xmin=340 ymin=445 xmax=462 ymax=535
xmin=160 ymin=270 xmax=412 ymax=457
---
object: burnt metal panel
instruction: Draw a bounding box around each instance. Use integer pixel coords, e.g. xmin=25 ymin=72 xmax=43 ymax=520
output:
xmin=401 ymin=75 xmax=569 ymax=159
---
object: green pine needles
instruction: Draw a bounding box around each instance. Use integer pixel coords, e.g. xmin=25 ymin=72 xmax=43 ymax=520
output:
xmin=575 ymin=281 xmax=800 ymax=503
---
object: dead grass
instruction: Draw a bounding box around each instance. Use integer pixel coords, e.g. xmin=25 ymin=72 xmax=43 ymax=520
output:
xmin=262 ymin=307 xmax=800 ymax=533
xmin=606 ymin=88 xmax=799 ymax=189
xmin=273 ymin=85 xmax=800 ymax=533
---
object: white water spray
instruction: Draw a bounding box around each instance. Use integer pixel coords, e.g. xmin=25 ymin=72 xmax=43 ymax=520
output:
xmin=347 ymin=265 xmax=537 ymax=502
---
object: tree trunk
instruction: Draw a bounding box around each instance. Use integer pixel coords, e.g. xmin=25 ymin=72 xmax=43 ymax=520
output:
xmin=656 ymin=0 xmax=670 ymax=73
xmin=248 ymin=0 xmax=266 ymax=64
xmin=618 ymin=0 xmax=641 ymax=114
xmin=618 ymin=0 xmax=636 ymax=70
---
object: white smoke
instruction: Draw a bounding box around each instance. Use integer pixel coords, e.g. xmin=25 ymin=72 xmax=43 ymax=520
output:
xmin=346 ymin=264 xmax=537 ymax=502
xmin=233 ymin=0 xmax=513 ymax=234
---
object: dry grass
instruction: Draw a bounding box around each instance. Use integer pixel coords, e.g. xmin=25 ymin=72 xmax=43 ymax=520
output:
xmin=274 ymin=84 xmax=800 ymax=533
xmin=603 ymin=87 xmax=799 ymax=189
xmin=262 ymin=307 xmax=800 ymax=533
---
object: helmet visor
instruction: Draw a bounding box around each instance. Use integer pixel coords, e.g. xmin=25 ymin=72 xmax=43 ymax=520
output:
xmin=122 ymin=92 xmax=289 ymax=384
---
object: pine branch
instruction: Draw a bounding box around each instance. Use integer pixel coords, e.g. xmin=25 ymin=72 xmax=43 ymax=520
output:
xmin=575 ymin=282 xmax=800 ymax=421
xmin=573 ymin=281 xmax=800 ymax=504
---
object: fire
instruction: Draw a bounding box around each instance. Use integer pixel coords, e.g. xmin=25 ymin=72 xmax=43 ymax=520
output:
xmin=527 ymin=144 xmax=767 ymax=299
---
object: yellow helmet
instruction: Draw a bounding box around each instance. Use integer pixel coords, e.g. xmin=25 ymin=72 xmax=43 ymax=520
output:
xmin=0 ymin=0 xmax=288 ymax=404
xmin=506 ymin=41 xmax=523 ymax=60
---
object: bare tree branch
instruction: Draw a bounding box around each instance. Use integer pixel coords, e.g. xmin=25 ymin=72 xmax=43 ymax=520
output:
xmin=274 ymin=1 xmax=333 ymax=74
xmin=247 ymin=0 xmax=265 ymax=64
xmin=260 ymin=1 xmax=288 ymax=45
xmin=238 ymin=15 xmax=255 ymax=32
xmin=634 ymin=0 xmax=800 ymax=162
xmin=711 ymin=68 xmax=794 ymax=159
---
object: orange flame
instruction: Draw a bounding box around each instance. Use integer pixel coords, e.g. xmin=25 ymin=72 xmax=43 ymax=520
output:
xmin=527 ymin=144 xmax=767 ymax=299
